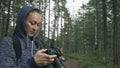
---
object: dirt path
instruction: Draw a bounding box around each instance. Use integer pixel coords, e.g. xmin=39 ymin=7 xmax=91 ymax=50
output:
xmin=64 ymin=58 xmax=82 ymax=68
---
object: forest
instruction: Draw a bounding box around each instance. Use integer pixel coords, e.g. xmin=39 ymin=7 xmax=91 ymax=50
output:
xmin=0 ymin=0 xmax=120 ymax=68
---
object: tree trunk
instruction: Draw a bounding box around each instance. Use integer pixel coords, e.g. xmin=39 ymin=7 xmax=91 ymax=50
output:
xmin=48 ymin=0 xmax=51 ymax=46
xmin=94 ymin=0 xmax=99 ymax=52
xmin=52 ymin=0 xmax=59 ymax=39
xmin=102 ymin=0 xmax=107 ymax=64
xmin=5 ymin=0 xmax=11 ymax=36
xmin=43 ymin=0 xmax=46 ymax=41
xmin=112 ymin=0 xmax=118 ymax=65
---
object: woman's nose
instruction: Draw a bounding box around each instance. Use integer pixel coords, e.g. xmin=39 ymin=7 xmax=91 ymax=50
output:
xmin=33 ymin=25 xmax=39 ymax=31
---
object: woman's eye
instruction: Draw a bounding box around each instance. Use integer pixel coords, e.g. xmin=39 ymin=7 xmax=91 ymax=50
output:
xmin=30 ymin=21 xmax=41 ymax=27
xmin=30 ymin=21 xmax=35 ymax=25
xmin=37 ymin=23 xmax=40 ymax=26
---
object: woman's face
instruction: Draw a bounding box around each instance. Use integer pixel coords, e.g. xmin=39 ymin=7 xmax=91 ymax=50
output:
xmin=25 ymin=11 xmax=42 ymax=37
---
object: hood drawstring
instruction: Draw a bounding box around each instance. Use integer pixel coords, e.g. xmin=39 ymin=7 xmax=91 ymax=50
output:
xmin=26 ymin=35 xmax=34 ymax=57
xmin=26 ymin=35 xmax=29 ymax=48
xmin=31 ymin=41 xmax=34 ymax=57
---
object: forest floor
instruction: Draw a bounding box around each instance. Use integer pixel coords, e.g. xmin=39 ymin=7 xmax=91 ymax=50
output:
xmin=64 ymin=58 xmax=82 ymax=68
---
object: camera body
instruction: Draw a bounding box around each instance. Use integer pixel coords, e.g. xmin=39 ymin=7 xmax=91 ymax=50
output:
xmin=45 ymin=45 xmax=66 ymax=68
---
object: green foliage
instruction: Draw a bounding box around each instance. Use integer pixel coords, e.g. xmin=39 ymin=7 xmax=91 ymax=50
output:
xmin=0 ymin=0 xmax=120 ymax=67
xmin=65 ymin=53 xmax=120 ymax=68
xmin=58 ymin=0 xmax=120 ymax=67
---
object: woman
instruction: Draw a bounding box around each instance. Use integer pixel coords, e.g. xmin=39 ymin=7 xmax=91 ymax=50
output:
xmin=0 ymin=6 xmax=56 ymax=68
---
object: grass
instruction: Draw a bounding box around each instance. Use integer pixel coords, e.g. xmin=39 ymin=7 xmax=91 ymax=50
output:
xmin=64 ymin=53 xmax=120 ymax=68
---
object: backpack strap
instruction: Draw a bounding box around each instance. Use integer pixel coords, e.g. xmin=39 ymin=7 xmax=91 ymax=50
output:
xmin=11 ymin=35 xmax=21 ymax=61
xmin=11 ymin=36 xmax=44 ymax=61
xmin=34 ymin=39 xmax=45 ymax=49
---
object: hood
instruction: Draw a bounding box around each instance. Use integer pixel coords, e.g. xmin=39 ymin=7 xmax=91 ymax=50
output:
xmin=13 ymin=6 xmax=40 ymax=39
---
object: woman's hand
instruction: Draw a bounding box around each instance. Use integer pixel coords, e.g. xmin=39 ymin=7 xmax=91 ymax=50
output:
xmin=34 ymin=49 xmax=57 ymax=66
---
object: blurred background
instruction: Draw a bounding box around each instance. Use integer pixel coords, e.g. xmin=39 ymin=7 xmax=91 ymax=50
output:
xmin=0 ymin=0 xmax=120 ymax=68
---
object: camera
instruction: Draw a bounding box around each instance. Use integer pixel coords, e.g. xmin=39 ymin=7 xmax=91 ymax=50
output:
xmin=45 ymin=45 xmax=66 ymax=68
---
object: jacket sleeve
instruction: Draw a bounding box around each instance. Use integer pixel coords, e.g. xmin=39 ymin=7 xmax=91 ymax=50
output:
xmin=0 ymin=37 xmax=39 ymax=68
xmin=0 ymin=36 xmax=20 ymax=68
xmin=0 ymin=37 xmax=50 ymax=68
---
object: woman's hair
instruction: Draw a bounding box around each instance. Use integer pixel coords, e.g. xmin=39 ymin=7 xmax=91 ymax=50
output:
xmin=25 ymin=9 xmax=43 ymax=19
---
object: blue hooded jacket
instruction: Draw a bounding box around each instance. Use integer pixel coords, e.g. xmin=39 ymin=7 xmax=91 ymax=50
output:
xmin=0 ymin=6 xmax=49 ymax=68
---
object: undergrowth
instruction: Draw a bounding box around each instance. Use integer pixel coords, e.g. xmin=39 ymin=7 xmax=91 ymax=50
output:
xmin=64 ymin=53 xmax=120 ymax=68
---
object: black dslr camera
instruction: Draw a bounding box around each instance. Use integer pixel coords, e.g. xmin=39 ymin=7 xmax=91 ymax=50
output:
xmin=45 ymin=45 xmax=66 ymax=68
